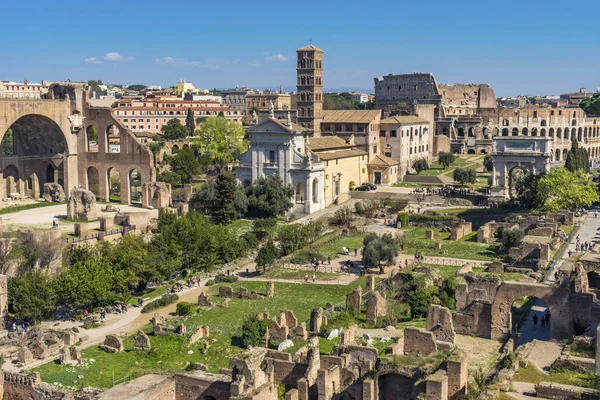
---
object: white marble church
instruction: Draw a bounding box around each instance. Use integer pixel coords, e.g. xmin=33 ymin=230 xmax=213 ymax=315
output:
xmin=236 ymin=114 xmax=326 ymax=215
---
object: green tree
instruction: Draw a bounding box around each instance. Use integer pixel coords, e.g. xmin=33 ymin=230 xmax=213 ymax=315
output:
xmin=538 ymin=168 xmax=600 ymax=211
xmin=157 ymin=171 xmax=182 ymax=186
xmin=438 ymin=152 xmax=456 ymax=169
xmin=501 ymin=228 xmax=525 ymax=253
xmin=515 ymin=172 xmax=545 ymax=208
xmin=483 ymin=155 xmax=494 ymax=172
xmin=194 ymin=117 xmax=248 ymax=170
xmin=412 ymin=158 xmax=429 ymax=174
xmin=168 ymin=147 xmax=201 ymax=184
xmin=361 ymin=233 xmax=399 ymax=267
xmin=252 ymin=218 xmax=278 ymax=240
xmin=214 ymin=171 xmax=245 ymax=224
xmin=127 ymin=84 xmax=147 ymax=91
xmin=2 ymin=128 xmax=14 ymax=155
xmin=241 ymin=314 xmax=270 ymax=348
xmin=580 ymin=92 xmax=600 ymax=115
xmin=8 ymin=272 xmax=57 ymax=322
xmin=161 ymin=119 xmax=189 ymax=140
xmin=185 ymin=108 xmax=195 ymax=137
xmin=246 ymin=175 xmax=293 ymax=217
xmin=453 ymin=167 xmax=477 ymax=186
xmin=256 ymin=241 xmax=278 ymax=269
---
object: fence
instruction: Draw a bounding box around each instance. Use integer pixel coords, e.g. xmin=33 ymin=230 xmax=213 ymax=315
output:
xmin=63 ymin=225 xmax=138 ymax=244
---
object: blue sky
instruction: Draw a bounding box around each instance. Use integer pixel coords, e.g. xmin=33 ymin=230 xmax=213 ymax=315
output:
xmin=1 ymin=0 xmax=599 ymax=96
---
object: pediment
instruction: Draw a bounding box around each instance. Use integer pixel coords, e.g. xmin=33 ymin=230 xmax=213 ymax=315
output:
xmin=247 ymin=118 xmax=294 ymax=135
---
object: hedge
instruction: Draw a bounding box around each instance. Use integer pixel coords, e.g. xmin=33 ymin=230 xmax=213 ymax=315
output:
xmin=214 ymin=275 xmax=238 ymax=283
xmin=399 ymin=213 xmax=455 ymax=223
xmin=141 ymin=293 xmax=179 ymax=313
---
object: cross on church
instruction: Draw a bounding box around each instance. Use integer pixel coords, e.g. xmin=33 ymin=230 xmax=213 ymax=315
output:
xmin=309 ymin=38 xmax=312 ymax=44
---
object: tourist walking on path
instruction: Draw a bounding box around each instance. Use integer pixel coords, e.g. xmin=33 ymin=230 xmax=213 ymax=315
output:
xmin=312 ymin=274 xmax=316 ymax=283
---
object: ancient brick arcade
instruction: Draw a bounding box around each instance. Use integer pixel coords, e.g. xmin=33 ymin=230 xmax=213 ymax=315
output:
xmin=0 ymin=84 xmax=158 ymax=207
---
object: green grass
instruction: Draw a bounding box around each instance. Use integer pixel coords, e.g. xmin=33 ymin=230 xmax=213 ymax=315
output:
xmin=512 ymin=362 xmax=599 ymax=389
xmin=495 ymin=393 xmax=517 ymax=400
xmin=33 ymin=278 xmax=366 ymax=388
xmin=0 ymin=201 xmax=58 ymax=215
xmin=416 ymin=264 xmax=526 ymax=282
xmin=404 ymin=227 xmax=500 ymax=261
xmin=229 ymin=219 xmax=254 ymax=237
xmin=127 ymin=286 xmax=169 ymax=305
xmin=317 ymin=233 xmax=367 ymax=259
xmin=261 ymin=268 xmax=341 ymax=281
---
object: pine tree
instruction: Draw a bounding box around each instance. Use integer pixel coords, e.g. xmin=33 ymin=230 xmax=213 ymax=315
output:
xmin=185 ymin=108 xmax=195 ymax=136
xmin=564 ymin=151 xmax=576 ymax=172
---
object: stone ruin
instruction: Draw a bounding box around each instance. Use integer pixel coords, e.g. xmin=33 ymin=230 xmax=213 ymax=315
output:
xmin=310 ymin=307 xmax=325 ymax=332
xmin=188 ymin=326 xmax=210 ymax=345
xmin=13 ymin=328 xmax=78 ymax=365
xmin=426 ymin=304 xmax=456 ymax=345
xmin=218 ymin=285 xmax=264 ymax=300
xmin=59 ymin=345 xmax=82 ymax=365
xmin=266 ymin=281 xmax=275 ymax=298
xmin=141 ymin=182 xmax=171 ymax=209
xmin=366 ymin=275 xmax=376 ymax=291
xmin=41 ymin=182 xmax=66 ymax=202
xmin=152 ymin=314 xmax=187 ymax=336
xmin=133 ymin=330 xmax=151 ymax=350
xmin=365 ymin=291 xmax=387 ymax=324
xmin=101 ymin=334 xmax=124 ymax=353
xmin=345 ymin=286 xmax=362 ymax=313
xmin=66 ymin=188 xmax=98 ymax=221
xmin=450 ymin=221 xmax=472 ymax=241
xmin=197 ymin=292 xmax=213 ymax=307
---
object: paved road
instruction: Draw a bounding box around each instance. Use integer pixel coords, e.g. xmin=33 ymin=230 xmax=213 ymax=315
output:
xmin=545 ymin=210 xmax=599 ymax=283
xmin=515 ymin=298 xmax=551 ymax=347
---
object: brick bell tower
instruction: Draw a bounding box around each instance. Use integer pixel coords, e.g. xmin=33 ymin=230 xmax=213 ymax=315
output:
xmin=296 ymin=43 xmax=324 ymax=136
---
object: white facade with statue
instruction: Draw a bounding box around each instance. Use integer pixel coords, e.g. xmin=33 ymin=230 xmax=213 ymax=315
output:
xmin=236 ymin=115 xmax=325 ymax=215
xmin=490 ymin=136 xmax=552 ymax=198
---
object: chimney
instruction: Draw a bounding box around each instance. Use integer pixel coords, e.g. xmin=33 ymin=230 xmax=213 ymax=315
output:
xmin=279 ymin=85 xmax=283 ymax=94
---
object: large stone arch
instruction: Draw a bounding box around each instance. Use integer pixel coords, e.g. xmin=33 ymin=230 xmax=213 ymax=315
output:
xmin=490 ymin=282 xmax=572 ymax=340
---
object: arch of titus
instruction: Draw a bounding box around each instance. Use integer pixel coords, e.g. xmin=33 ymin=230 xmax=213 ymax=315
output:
xmin=0 ymin=84 xmax=159 ymax=206
xmin=490 ymin=136 xmax=552 ymax=198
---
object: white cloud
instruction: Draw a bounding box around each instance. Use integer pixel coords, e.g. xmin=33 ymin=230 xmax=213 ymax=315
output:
xmin=265 ymin=53 xmax=288 ymax=62
xmin=103 ymin=52 xmax=124 ymax=61
xmin=84 ymin=57 xmax=103 ymax=64
xmin=156 ymin=56 xmax=201 ymax=67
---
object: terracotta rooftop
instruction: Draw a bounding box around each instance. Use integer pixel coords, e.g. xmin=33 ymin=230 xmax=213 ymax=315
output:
xmin=308 ymin=136 xmax=353 ymax=151
xmin=313 ymin=148 xmax=367 ymax=161
xmin=380 ymin=116 xmax=429 ymax=125
xmin=297 ymin=44 xmax=324 ymax=52
xmin=368 ymin=154 xmax=398 ymax=167
xmin=322 ymin=110 xmax=381 ymax=124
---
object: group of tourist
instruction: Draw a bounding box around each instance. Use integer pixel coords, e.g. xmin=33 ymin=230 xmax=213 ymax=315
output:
xmin=532 ymin=310 xmax=551 ymax=329
xmin=383 ymin=218 xmax=398 ymax=227
xmin=303 ymin=273 xmax=317 ymax=283
xmin=11 ymin=322 xmax=31 ymax=336
xmin=342 ymin=247 xmax=358 ymax=257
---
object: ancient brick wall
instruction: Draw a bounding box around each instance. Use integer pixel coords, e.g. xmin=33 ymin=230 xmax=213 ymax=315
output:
xmin=403 ymin=328 xmax=437 ymax=356
xmin=174 ymin=374 xmax=231 ymax=400
xmin=270 ymin=359 xmax=308 ymax=386
xmin=536 ymin=381 xmax=599 ymax=400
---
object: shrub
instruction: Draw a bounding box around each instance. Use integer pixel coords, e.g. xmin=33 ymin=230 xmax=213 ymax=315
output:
xmin=141 ymin=294 xmax=179 ymax=313
xmin=397 ymin=212 xmax=409 ymax=228
xmin=214 ymin=275 xmax=238 ymax=284
xmin=501 ymin=228 xmax=524 ymax=253
xmin=290 ymin=250 xmax=324 ymax=265
xmin=407 ymin=214 xmax=455 ymax=223
xmin=205 ymin=279 xmax=215 ymax=286
xmin=240 ymin=232 xmax=259 ymax=250
xmin=382 ymin=198 xmax=408 ymax=213
xmin=355 ymin=200 xmax=381 ymax=217
xmin=252 ymin=218 xmax=278 ymax=240
xmin=175 ymin=301 xmax=197 ymax=316
xmin=412 ymin=158 xmax=429 ymax=174
xmin=330 ymin=206 xmax=354 ymax=228
xmin=241 ymin=314 xmax=270 ymax=348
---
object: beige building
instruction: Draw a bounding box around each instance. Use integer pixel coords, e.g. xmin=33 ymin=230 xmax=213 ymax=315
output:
xmin=320 ymin=110 xmax=382 ymax=157
xmin=308 ymin=136 xmax=368 ymax=205
xmin=367 ymin=154 xmax=399 ymax=185
xmin=0 ymin=80 xmax=50 ymax=99
xmin=246 ymin=90 xmax=291 ymax=111
xmin=112 ymin=98 xmax=242 ymax=135
xmin=379 ymin=115 xmax=431 ymax=177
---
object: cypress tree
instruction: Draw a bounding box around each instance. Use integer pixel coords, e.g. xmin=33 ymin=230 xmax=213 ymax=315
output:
xmin=185 ymin=108 xmax=195 ymax=136
xmin=564 ymin=151 xmax=576 ymax=172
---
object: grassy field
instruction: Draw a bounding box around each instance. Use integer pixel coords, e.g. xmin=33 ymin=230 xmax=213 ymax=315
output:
xmin=33 ymin=278 xmax=366 ymax=388
xmin=229 ymin=219 xmax=254 ymax=237
xmin=404 ymin=227 xmax=500 ymax=261
xmin=261 ymin=268 xmax=342 ymax=281
xmin=317 ymin=233 xmax=367 ymax=259
xmin=512 ymin=362 xmax=599 ymax=389
xmin=0 ymin=201 xmax=58 ymax=215
xmin=415 ymin=264 xmax=526 ymax=282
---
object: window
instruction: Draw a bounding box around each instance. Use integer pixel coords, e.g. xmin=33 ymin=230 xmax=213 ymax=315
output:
xmin=373 ymin=145 xmax=377 ymax=153
xmin=391 ymin=130 xmax=397 ymax=138
xmin=379 ymin=130 xmax=386 ymax=137
xmin=533 ymin=111 xmax=538 ymax=118
xmin=268 ymin=150 xmax=275 ymax=164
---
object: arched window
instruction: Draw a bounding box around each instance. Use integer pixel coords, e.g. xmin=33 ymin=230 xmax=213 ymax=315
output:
xmin=512 ymin=128 xmax=519 ymax=136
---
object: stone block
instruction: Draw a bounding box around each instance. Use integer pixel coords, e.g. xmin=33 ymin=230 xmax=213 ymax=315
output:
xmin=188 ymin=326 xmax=210 ymax=344
xmin=346 ymin=286 xmax=362 ymax=313
xmin=340 ymin=325 xmax=356 ymax=346
xmin=67 ymin=188 xmax=98 ymax=221
xmin=133 ymin=330 xmax=151 ymax=350
xmin=310 ymin=308 xmax=324 ymax=332
xmin=99 ymin=217 xmax=114 ymax=232
xmin=198 ymin=292 xmax=213 ymax=307
xmin=404 ymin=327 xmax=437 ymax=356
xmin=366 ymin=275 xmax=376 ymax=292
xmin=426 ymin=305 xmax=456 ymax=344
xmin=365 ymin=291 xmax=387 ymax=324
xmin=219 ymin=286 xmax=233 ymax=298
xmin=101 ymin=334 xmax=123 ymax=353
xmin=528 ymin=227 xmax=554 ymax=237
xmin=488 ymin=261 xmax=504 ymax=273
xmin=426 ymin=370 xmax=448 ymax=400
xmin=17 ymin=346 xmax=33 ymax=364
xmin=74 ymin=223 xmax=90 ymax=237
xmin=426 ymin=230 xmax=434 ymax=239
xmin=266 ymin=281 xmax=275 ymax=298
xmin=42 ymin=183 xmax=66 ymax=202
